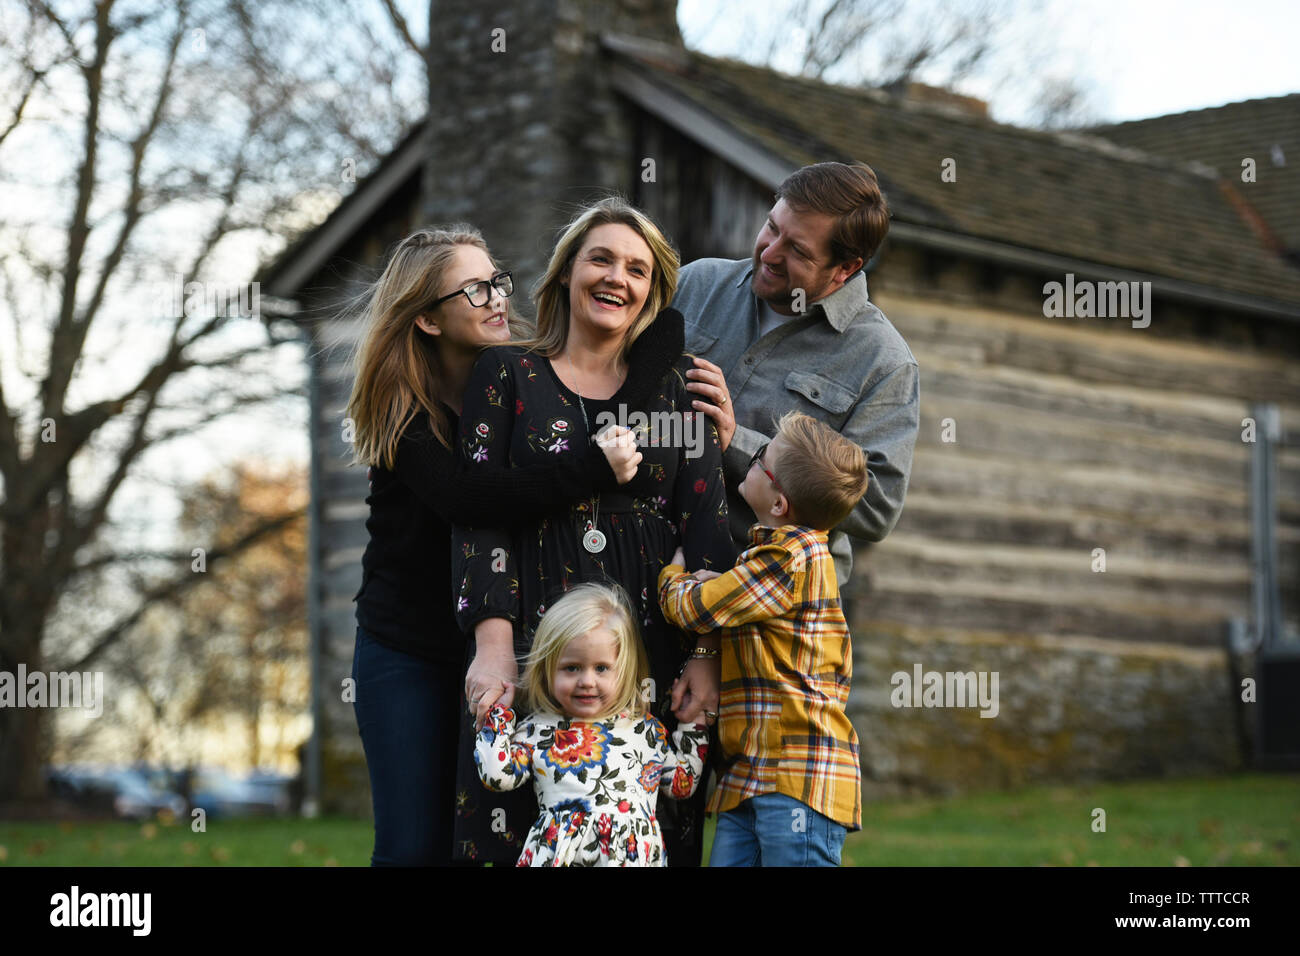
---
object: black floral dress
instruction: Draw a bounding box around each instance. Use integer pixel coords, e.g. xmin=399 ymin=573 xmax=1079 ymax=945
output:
xmin=451 ymin=331 xmax=733 ymax=866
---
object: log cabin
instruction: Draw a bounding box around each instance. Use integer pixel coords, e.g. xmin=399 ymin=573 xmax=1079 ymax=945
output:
xmin=259 ymin=0 xmax=1300 ymax=814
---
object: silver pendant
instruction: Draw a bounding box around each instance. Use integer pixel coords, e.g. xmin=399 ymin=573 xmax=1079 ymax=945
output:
xmin=583 ymin=529 xmax=607 ymax=553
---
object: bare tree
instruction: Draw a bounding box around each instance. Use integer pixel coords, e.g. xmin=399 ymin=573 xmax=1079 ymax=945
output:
xmin=1027 ymin=75 xmax=1100 ymax=130
xmin=0 ymin=0 xmax=423 ymax=804
xmin=52 ymin=464 xmax=309 ymax=772
xmin=683 ymin=0 xmax=1097 ymax=128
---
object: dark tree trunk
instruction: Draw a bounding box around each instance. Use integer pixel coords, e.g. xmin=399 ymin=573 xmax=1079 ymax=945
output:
xmin=0 ymin=512 xmax=57 ymax=803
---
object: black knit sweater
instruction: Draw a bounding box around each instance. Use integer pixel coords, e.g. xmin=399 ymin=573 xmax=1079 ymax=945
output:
xmin=354 ymin=309 xmax=686 ymax=665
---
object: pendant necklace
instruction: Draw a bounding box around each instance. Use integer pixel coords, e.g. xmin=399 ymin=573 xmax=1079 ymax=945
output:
xmin=568 ymin=351 xmax=606 ymax=554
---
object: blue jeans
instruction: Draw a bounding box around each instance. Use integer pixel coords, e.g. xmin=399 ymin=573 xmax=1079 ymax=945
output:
xmin=709 ymin=793 xmax=847 ymax=867
xmin=351 ymin=627 xmax=463 ymax=866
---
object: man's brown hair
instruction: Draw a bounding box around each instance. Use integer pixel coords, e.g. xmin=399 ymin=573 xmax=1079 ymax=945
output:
xmin=776 ymin=162 xmax=891 ymax=267
xmin=772 ymin=411 xmax=869 ymax=531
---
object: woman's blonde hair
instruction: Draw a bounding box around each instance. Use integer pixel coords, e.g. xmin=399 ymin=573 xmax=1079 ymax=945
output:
xmin=520 ymin=582 xmax=651 ymax=720
xmin=520 ymin=196 xmax=679 ymax=362
xmin=345 ymin=226 xmax=523 ymax=468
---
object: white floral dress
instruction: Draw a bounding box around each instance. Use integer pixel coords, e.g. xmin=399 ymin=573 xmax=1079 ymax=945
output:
xmin=474 ymin=705 xmax=708 ymax=867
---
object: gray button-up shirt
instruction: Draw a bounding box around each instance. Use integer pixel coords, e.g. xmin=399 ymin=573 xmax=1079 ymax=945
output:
xmin=671 ymin=257 xmax=919 ymax=585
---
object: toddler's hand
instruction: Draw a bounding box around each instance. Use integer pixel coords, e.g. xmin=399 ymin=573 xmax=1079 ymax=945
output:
xmin=692 ymin=569 xmax=721 ymax=582
xmin=484 ymin=703 xmax=514 ymax=735
xmin=596 ymin=425 xmax=642 ymax=484
xmin=670 ymin=547 xmax=686 ymax=569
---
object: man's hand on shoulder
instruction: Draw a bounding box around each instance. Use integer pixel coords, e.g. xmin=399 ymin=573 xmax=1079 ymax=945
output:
xmin=687 ymin=356 xmax=736 ymax=451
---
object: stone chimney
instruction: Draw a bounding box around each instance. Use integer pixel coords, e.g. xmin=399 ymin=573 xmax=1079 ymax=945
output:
xmin=423 ymin=0 xmax=682 ymax=283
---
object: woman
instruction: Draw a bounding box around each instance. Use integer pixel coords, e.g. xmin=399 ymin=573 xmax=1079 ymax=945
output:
xmin=451 ymin=198 xmax=736 ymax=866
xmin=345 ymin=226 xmax=672 ymax=865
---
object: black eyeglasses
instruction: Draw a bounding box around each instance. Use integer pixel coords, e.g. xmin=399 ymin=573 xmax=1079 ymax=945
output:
xmin=749 ymin=442 xmax=782 ymax=491
xmin=431 ymin=271 xmax=513 ymax=309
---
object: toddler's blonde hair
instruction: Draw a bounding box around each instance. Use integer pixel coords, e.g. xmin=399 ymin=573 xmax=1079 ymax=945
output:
xmin=520 ymin=582 xmax=650 ymax=720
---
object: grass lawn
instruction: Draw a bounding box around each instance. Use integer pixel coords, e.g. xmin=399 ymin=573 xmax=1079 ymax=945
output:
xmin=1 ymin=773 xmax=1294 ymax=866
xmin=0 ymin=816 xmax=374 ymax=867
xmin=842 ymin=773 xmax=1299 ymax=866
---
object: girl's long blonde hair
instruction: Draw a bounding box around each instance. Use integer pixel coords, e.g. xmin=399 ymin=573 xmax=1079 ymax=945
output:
xmin=520 ymin=583 xmax=651 ymax=721
xmin=520 ymin=196 xmax=679 ymax=363
xmin=345 ymin=227 xmax=520 ymax=467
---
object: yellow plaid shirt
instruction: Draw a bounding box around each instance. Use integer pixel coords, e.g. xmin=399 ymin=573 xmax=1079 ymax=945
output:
xmin=658 ymin=524 xmax=861 ymax=830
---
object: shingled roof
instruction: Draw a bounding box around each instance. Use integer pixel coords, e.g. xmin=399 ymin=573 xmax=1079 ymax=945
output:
xmin=606 ymin=39 xmax=1300 ymax=314
xmin=1091 ymin=94 xmax=1300 ymax=258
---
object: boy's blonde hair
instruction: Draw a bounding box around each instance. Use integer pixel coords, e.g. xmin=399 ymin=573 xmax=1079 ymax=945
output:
xmin=771 ymin=411 xmax=869 ymax=531
xmin=520 ymin=582 xmax=650 ymax=720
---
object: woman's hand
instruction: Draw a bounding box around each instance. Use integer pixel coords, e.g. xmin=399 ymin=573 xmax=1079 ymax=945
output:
xmin=687 ymin=357 xmax=736 ymax=451
xmin=671 ymin=655 xmax=720 ymax=726
xmin=595 ymin=425 xmax=642 ymax=484
xmin=466 ymin=618 xmax=518 ymax=730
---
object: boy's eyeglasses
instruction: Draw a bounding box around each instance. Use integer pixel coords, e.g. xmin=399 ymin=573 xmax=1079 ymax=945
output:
xmin=749 ymin=442 xmax=782 ymax=491
xmin=431 ymin=271 xmax=514 ymax=309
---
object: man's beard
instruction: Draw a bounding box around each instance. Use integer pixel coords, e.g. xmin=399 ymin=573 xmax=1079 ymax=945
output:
xmin=750 ymin=255 xmax=795 ymax=308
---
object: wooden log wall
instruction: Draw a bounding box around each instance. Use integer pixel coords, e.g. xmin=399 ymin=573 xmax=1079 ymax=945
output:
xmin=845 ymin=254 xmax=1299 ymax=797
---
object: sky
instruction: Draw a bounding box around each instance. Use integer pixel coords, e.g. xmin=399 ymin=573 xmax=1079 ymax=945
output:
xmin=1059 ymin=0 xmax=1299 ymax=121
xmin=677 ymin=0 xmax=1300 ymax=125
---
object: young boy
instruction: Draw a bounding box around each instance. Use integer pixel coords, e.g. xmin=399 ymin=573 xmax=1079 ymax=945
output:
xmin=658 ymin=411 xmax=869 ymax=867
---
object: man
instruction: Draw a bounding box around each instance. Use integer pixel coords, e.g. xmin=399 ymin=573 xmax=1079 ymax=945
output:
xmin=672 ymin=161 xmax=919 ymax=588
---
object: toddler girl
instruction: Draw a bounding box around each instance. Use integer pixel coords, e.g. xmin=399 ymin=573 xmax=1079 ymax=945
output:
xmin=474 ymin=582 xmax=707 ymax=866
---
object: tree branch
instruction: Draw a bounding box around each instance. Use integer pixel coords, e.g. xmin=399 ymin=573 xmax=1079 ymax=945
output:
xmin=28 ymin=0 xmax=82 ymax=64
xmin=39 ymin=0 xmax=114 ymax=422
xmin=44 ymin=363 xmax=293 ymax=584
xmin=70 ymin=548 xmax=205 ymax=579
xmin=59 ymin=506 xmax=306 ymax=673
xmin=77 ymin=11 xmax=188 ymax=332
xmin=0 ymin=66 xmax=44 ymax=151
xmin=185 ymin=123 xmax=257 ymax=281
xmin=378 ymin=0 xmax=425 ymax=59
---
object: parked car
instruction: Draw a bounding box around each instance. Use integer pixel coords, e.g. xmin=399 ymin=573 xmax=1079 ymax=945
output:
xmin=244 ymin=770 xmax=293 ymax=815
xmin=46 ymin=766 xmax=186 ymax=820
xmin=190 ymin=768 xmax=286 ymax=819
xmin=108 ymin=770 xmax=187 ymax=821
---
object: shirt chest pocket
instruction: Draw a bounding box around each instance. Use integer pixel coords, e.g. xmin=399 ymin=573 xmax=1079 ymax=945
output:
xmin=684 ymin=322 xmax=718 ymax=354
xmin=784 ymin=371 xmax=856 ymax=423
